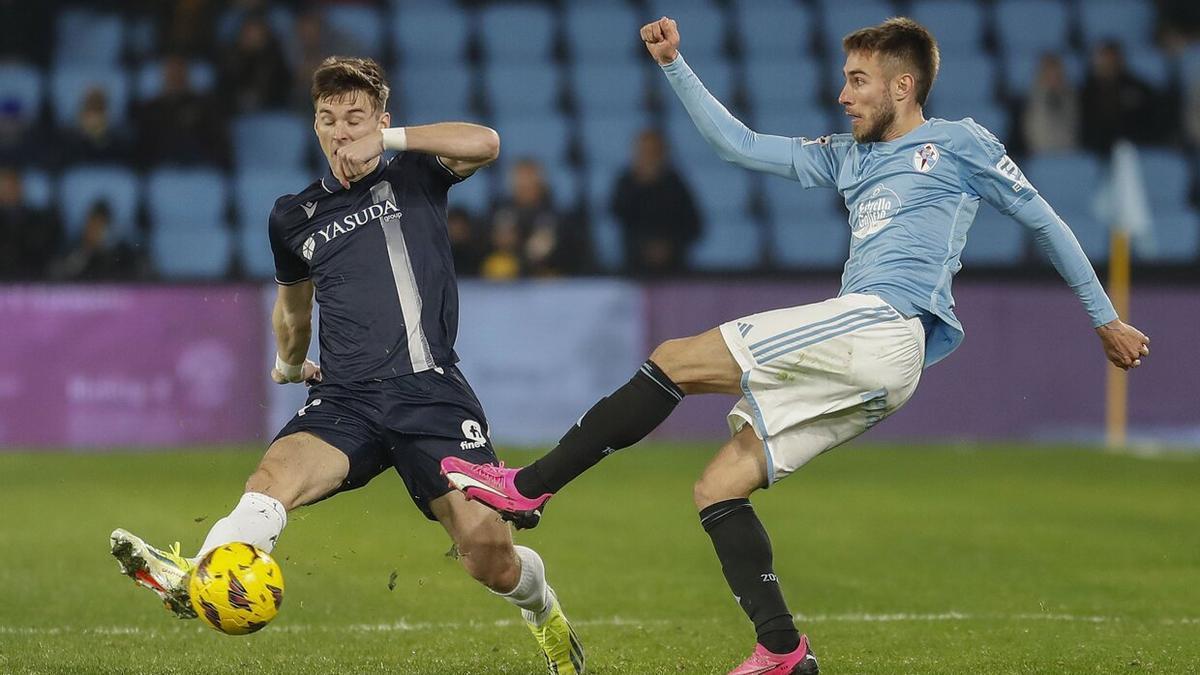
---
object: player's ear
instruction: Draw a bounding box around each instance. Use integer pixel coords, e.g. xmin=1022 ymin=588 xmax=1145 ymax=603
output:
xmin=892 ymin=73 xmax=915 ymax=102
xmin=378 ymin=111 xmax=391 ymax=130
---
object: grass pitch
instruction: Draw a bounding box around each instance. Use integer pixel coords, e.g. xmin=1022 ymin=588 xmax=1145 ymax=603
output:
xmin=0 ymin=443 xmax=1197 ymax=674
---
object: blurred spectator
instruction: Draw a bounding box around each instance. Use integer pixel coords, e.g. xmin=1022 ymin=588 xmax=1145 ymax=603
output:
xmin=0 ymin=99 xmax=43 ymax=168
xmin=0 ymin=168 xmax=61 ymax=280
xmin=611 ymin=130 xmax=700 ymax=276
xmin=447 ymin=207 xmax=483 ymax=277
xmin=148 ymin=0 xmax=222 ymax=57
xmin=1081 ymin=41 xmax=1159 ymax=154
xmin=56 ymin=88 xmax=134 ymax=167
xmin=1022 ymin=54 xmax=1079 ymax=154
xmin=484 ymin=159 xmax=584 ymax=278
xmin=136 ymin=54 xmax=228 ymax=167
xmin=290 ymin=9 xmax=355 ymax=111
xmin=50 ymin=201 xmax=143 ymax=281
xmin=219 ymin=13 xmax=292 ymax=113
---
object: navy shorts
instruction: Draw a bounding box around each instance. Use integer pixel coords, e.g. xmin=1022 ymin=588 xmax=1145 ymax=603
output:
xmin=274 ymin=365 xmax=498 ymax=520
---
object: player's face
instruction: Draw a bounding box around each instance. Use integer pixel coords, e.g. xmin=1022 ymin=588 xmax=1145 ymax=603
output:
xmin=839 ymin=51 xmax=896 ymax=144
xmin=314 ymin=91 xmax=390 ymax=169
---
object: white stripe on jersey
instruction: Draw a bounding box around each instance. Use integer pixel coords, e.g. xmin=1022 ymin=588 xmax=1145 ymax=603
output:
xmin=374 ymin=181 xmax=435 ymax=373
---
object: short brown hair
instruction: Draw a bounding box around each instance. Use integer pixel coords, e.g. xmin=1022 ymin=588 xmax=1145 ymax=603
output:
xmin=311 ymin=56 xmax=390 ymax=113
xmin=843 ymin=17 xmax=940 ymax=106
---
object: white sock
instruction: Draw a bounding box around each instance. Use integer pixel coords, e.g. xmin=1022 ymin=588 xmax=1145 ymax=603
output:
xmin=194 ymin=492 xmax=287 ymax=561
xmin=496 ymin=545 xmax=550 ymax=618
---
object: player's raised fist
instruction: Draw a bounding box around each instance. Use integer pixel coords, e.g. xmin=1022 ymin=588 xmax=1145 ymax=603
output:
xmin=641 ymin=16 xmax=680 ymax=66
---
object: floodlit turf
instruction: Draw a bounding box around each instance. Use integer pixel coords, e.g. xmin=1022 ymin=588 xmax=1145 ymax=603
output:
xmin=0 ymin=443 xmax=1197 ymax=674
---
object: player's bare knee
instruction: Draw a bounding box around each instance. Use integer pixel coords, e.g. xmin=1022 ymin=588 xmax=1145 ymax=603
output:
xmin=245 ymin=461 xmax=301 ymax=511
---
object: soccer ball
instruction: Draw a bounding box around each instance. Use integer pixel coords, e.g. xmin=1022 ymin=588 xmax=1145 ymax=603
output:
xmin=188 ymin=543 xmax=284 ymax=635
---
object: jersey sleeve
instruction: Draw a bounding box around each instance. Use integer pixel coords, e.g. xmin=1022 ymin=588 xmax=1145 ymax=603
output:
xmin=268 ymin=199 xmax=310 ymax=285
xmin=953 ymin=119 xmax=1039 ymax=215
xmin=392 ymin=152 xmax=466 ymax=194
xmin=790 ymin=134 xmax=852 ymax=189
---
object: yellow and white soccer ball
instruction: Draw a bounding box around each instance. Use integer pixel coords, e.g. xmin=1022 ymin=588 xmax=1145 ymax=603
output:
xmin=188 ymin=543 xmax=284 ymax=635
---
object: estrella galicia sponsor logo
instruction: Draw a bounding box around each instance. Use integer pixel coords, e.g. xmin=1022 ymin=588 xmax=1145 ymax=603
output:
xmin=460 ymin=419 xmax=488 ymax=450
xmin=852 ymin=185 xmax=902 ymax=240
xmin=301 ymin=200 xmax=400 ymax=261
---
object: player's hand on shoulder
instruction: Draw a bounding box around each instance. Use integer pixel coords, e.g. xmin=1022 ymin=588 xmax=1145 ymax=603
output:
xmin=1096 ymin=320 xmax=1150 ymax=370
xmin=271 ymin=359 xmax=323 ymax=385
xmin=332 ymin=130 xmax=384 ymax=189
xmin=641 ymin=16 xmax=680 ymax=66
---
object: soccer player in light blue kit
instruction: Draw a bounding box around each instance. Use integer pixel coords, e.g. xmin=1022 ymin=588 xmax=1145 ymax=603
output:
xmin=443 ymin=17 xmax=1151 ymax=674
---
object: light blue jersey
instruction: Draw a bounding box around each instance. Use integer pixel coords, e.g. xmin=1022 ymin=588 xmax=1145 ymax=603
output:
xmin=661 ymin=55 xmax=1117 ymax=366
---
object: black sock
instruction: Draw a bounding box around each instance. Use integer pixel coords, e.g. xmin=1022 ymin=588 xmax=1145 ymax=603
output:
xmin=515 ymin=360 xmax=684 ymax=497
xmin=699 ymin=498 xmax=801 ymax=655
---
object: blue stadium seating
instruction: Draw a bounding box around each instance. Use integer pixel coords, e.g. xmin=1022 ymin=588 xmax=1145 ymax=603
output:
xmin=1138 ymin=148 xmax=1192 ymax=216
xmin=961 ymin=204 xmax=1026 ymax=266
xmin=485 ymin=63 xmax=561 ymax=115
xmin=569 ymin=62 xmax=648 ymax=115
xmin=1025 ymin=153 xmax=1108 ymax=260
xmin=686 ymin=165 xmax=754 ymax=220
xmin=690 ymin=218 xmax=764 ymax=271
xmin=491 ymin=113 xmax=571 ymax=171
xmin=239 ymin=219 xmax=277 ymax=279
xmin=994 ymin=0 xmax=1070 ymax=55
xmin=646 ymin=1 xmax=727 ymax=60
xmin=744 ymin=58 xmax=822 ymax=111
xmin=1003 ymin=52 xmax=1084 ymax=98
xmin=565 ymin=3 xmax=641 ymax=63
xmin=233 ymin=170 xmax=311 ymax=235
xmin=1137 ymin=210 xmax=1199 ymax=263
xmin=232 ymin=113 xmax=310 ymax=172
xmin=0 ymin=63 xmax=42 ymax=121
xmin=59 ymin=166 xmax=141 ymax=241
xmin=446 ymin=169 xmax=493 ymax=215
xmin=392 ymin=6 xmax=471 ymax=65
xmin=146 ymin=168 xmax=228 ymax=233
xmin=732 ymin=0 xmax=812 ymax=60
xmin=399 ymin=62 xmax=474 ymax=123
xmin=665 ymin=112 xmax=721 ymax=165
xmin=909 ymin=0 xmax=985 ymax=55
xmin=1124 ymin=48 xmax=1171 ymax=89
xmin=927 ymin=102 xmax=1012 ymax=145
xmin=1079 ymin=0 xmax=1156 ymax=50
xmin=135 ymin=61 xmax=217 ymax=100
xmin=51 ymin=66 xmax=130 ymax=126
xmin=479 ymin=4 xmax=556 ymax=63
xmin=754 ymin=108 xmax=835 ymax=141
xmin=587 ymin=213 xmax=625 ymax=272
xmin=577 ymin=113 xmax=653 ymax=169
xmin=764 ymin=176 xmax=849 ymax=268
xmin=153 ymin=228 xmax=233 ymax=279
xmin=55 ymin=9 xmax=124 ymax=66
xmin=21 ymin=170 xmax=53 ymax=211
xmin=820 ymin=2 xmax=898 ymax=56
xmin=543 ymin=164 xmax=581 ymax=212
xmin=323 ymin=5 xmax=385 ymax=61
xmin=927 ymin=54 xmax=997 ymax=108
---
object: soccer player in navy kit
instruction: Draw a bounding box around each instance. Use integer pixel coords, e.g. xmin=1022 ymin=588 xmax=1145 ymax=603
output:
xmin=110 ymin=57 xmax=584 ymax=674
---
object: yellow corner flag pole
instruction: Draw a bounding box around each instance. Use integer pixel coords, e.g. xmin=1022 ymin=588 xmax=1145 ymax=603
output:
xmin=1106 ymin=229 xmax=1130 ymax=448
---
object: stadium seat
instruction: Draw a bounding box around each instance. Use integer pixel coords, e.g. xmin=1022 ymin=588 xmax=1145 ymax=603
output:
xmin=1079 ymin=0 xmax=1156 ymax=50
xmin=54 ymin=9 xmax=124 ymax=66
xmin=146 ymin=168 xmax=229 ymax=233
xmin=745 ymin=58 xmax=823 ymax=112
xmin=754 ymin=108 xmax=836 ymax=142
xmin=59 ymin=165 xmax=140 ymax=241
xmin=322 ymin=5 xmax=385 ymax=61
xmin=153 ymin=228 xmax=233 ymax=279
xmin=0 ymin=63 xmax=42 ymax=121
xmin=491 ymin=113 xmax=571 ymax=172
xmin=909 ymin=0 xmax=985 ymax=55
xmin=927 ymin=103 xmax=1012 ymax=145
xmin=569 ymin=62 xmax=649 ymax=116
xmin=764 ymin=176 xmax=849 ymax=268
xmin=1002 ymin=52 xmax=1084 ymax=98
xmin=565 ymin=3 xmax=641 ymax=64
xmin=21 ymin=170 xmax=53 ymax=211
xmin=399 ymin=62 xmax=474 ymax=124
xmin=135 ymin=60 xmax=217 ymax=100
xmin=231 ymin=113 xmax=310 ymax=172
xmin=233 ymin=170 xmax=311 ymax=235
xmin=238 ymin=219 xmax=277 ymax=279
xmin=994 ymin=0 xmax=1070 ymax=55
xmin=1124 ymin=48 xmax=1171 ymax=90
xmin=646 ymin=1 xmax=727 ymax=61
xmin=51 ymin=66 xmax=129 ymax=127
xmin=961 ymin=204 xmax=1026 ymax=266
xmin=392 ymin=6 xmax=471 ymax=65
xmin=578 ymin=113 xmax=654 ymax=169
xmin=820 ymin=2 xmax=898 ymax=56
xmin=446 ymin=169 xmax=493 ymax=215
xmin=689 ymin=216 xmax=765 ymax=271
xmin=479 ymin=4 xmax=556 ymax=63
xmin=927 ymin=54 xmax=997 ymax=108
xmin=542 ymin=164 xmax=581 ymax=212
xmin=732 ymin=0 xmax=812 ymax=60
xmin=1024 ymin=153 xmax=1108 ymax=260
xmin=686 ymin=166 xmax=754 ymax=222
xmin=1135 ymin=209 xmax=1200 ymax=263
xmin=484 ymin=63 xmax=561 ymax=116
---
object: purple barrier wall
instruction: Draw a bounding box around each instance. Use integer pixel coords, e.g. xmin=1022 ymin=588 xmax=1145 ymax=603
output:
xmin=0 ymin=285 xmax=265 ymax=448
xmin=646 ymin=281 xmax=1200 ymax=443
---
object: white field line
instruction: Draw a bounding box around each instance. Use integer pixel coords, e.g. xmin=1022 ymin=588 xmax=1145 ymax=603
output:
xmin=2 ymin=612 xmax=1198 ymax=637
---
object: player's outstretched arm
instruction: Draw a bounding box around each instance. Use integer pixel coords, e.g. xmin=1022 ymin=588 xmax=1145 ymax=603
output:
xmin=641 ymin=17 xmax=801 ymax=180
xmin=1010 ymin=195 xmax=1150 ymax=370
xmin=334 ymin=123 xmax=499 ymax=184
xmin=270 ymin=281 xmax=321 ymax=384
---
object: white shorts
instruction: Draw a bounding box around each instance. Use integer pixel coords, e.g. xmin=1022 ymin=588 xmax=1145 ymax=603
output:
xmin=719 ymin=293 xmax=925 ymax=485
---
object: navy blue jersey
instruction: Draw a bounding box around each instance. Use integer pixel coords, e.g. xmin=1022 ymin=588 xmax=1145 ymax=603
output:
xmin=268 ymin=152 xmax=465 ymax=383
